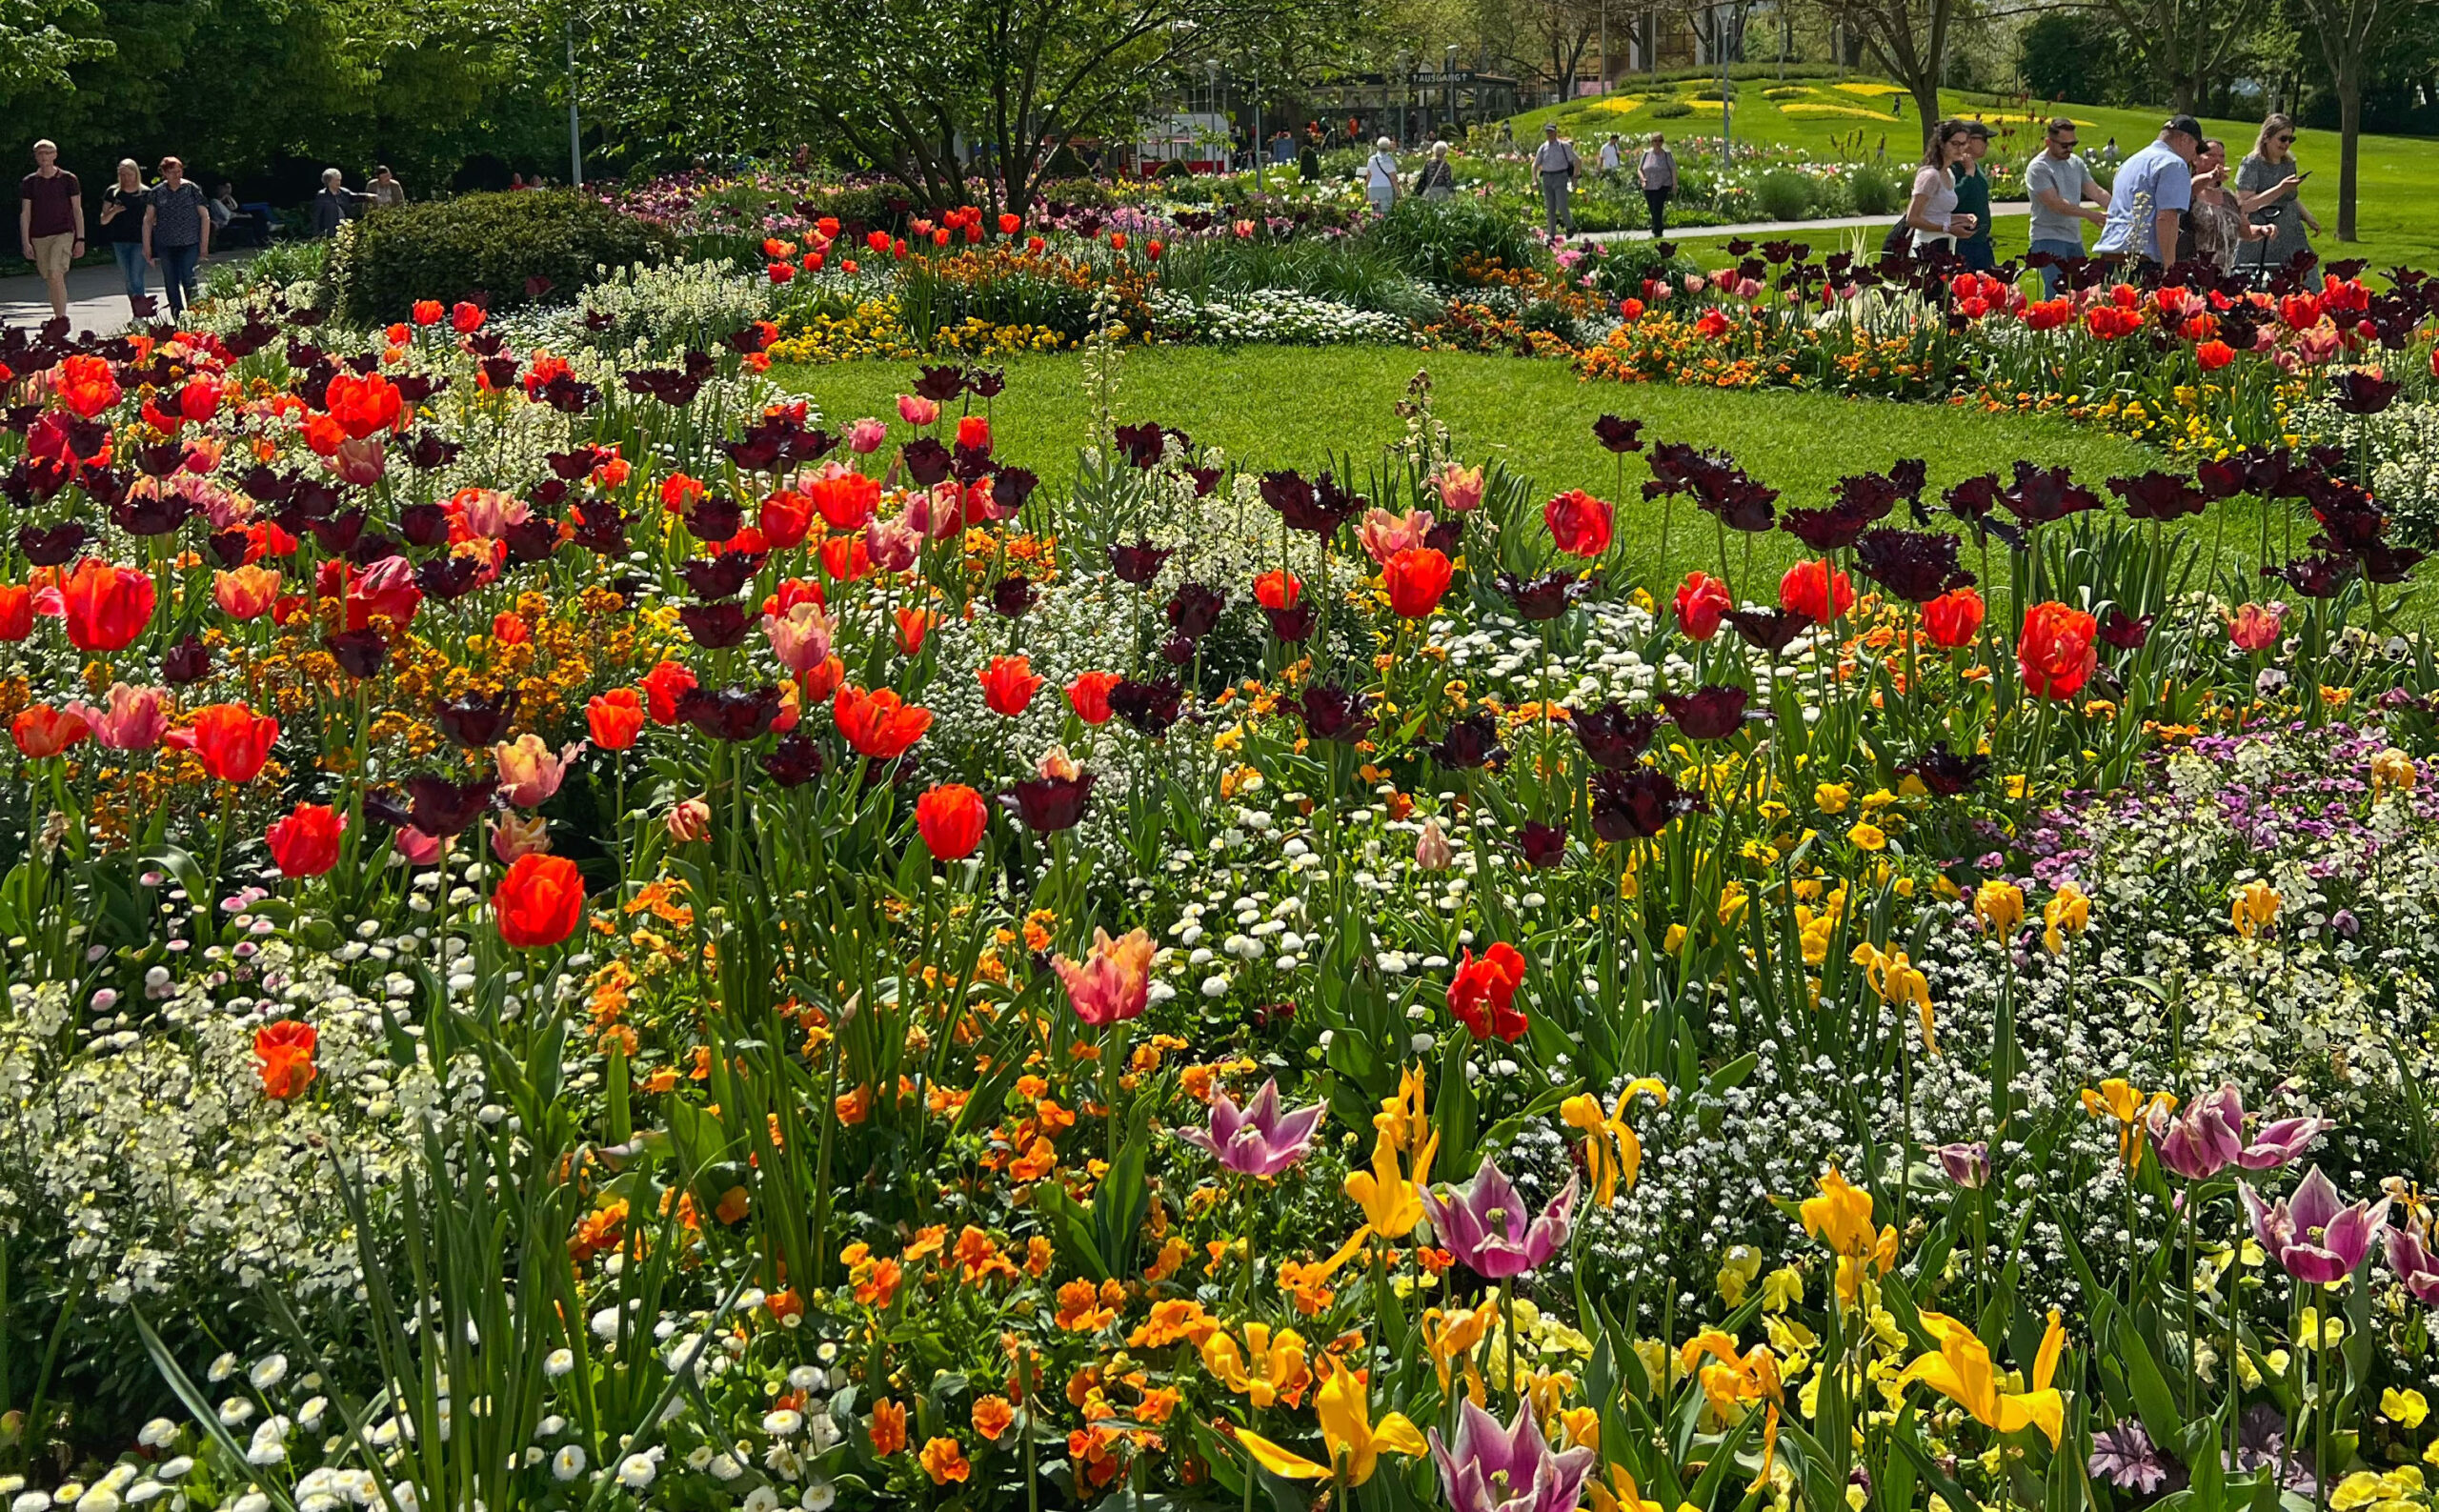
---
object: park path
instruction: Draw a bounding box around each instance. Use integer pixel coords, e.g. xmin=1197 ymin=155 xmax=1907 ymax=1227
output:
xmin=1581 ymin=200 xmax=2031 ymax=243
xmin=0 ymin=251 xmax=260 ymax=335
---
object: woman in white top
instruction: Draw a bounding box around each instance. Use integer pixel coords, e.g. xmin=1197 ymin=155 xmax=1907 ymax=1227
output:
xmin=1364 ymin=138 xmax=1401 ymax=214
xmin=1906 ymin=120 xmax=1978 ymax=253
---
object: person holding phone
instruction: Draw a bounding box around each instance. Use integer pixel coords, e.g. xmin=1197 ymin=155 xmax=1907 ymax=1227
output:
xmin=1906 ymin=119 xmax=1979 ymax=254
xmin=2238 ymin=113 xmax=2319 ymax=278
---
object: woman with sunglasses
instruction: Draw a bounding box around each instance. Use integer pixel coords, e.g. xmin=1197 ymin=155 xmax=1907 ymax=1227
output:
xmin=2238 ymin=114 xmax=2320 ymax=278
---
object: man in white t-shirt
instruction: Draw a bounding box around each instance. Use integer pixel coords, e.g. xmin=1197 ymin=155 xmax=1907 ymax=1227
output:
xmin=1364 ymin=138 xmax=1401 ymax=214
xmin=1533 ymin=123 xmax=1580 ymax=238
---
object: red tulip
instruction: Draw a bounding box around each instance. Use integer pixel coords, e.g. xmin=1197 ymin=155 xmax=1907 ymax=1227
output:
xmin=2017 ymin=601 xmax=2099 ymax=701
xmin=1544 ymin=490 xmax=1614 ymax=557
xmin=0 ymin=585 xmax=33 ymax=642
xmin=641 ymin=660 xmax=697 ymax=725
xmin=1447 ymin=941 xmax=1529 ymax=1041
xmin=1922 ymin=587 xmax=1985 ymax=649
xmin=2195 ymin=339 xmax=2235 ymax=372
xmin=412 ymin=299 xmax=444 ymax=326
xmin=1674 ymin=571 xmax=1731 ymax=640
xmin=1381 ymin=547 xmax=1454 ymax=619
xmin=1254 ymin=569 xmax=1301 ymax=611
xmin=759 ymin=490 xmax=812 ymax=549
xmin=916 ymin=783 xmax=989 ymax=860
xmin=588 ymin=688 xmax=647 ymax=749
xmin=323 ymin=372 xmax=403 ymax=440
xmin=1778 ymin=558 xmax=1854 ymax=621
xmin=806 ymin=469 xmax=881 ymax=530
xmin=54 ymin=354 xmax=119 ymax=418
xmin=59 ymin=558 xmax=156 ymax=653
xmin=1066 ymin=671 xmax=1121 ymax=725
xmin=11 ymin=704 xmax=87 ymax=758
xmin=834 ymin=685 xmax=933 ymax=760
xmin=494 ymin=851 xmax=585 ymax=948
xmin=253 ymin=1020 xmax=317 ymax=1100
xmin=978 ymin=655 xmax=1044 ymax=716
xmin=171 ymin=703 xmax=279 ymax=784
xmin=266 ymin=802 xmax=345 ymax=878
xmin=957 ymin=415 xmax=992 ymax=453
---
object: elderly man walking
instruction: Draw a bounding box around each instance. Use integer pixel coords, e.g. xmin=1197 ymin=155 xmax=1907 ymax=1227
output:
xmin=1533 ymin=122 xmax=1581 ymax=239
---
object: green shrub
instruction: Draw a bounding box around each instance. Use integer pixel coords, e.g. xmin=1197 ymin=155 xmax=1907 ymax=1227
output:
xmin=1754 ymin=168 xmax=1816 ymax=221
xmin=1846 ymin=163 xmax=1901 ymax=216
xmin=331 ymin=192 xmax=678 ymax=325
xmin=1365 ymin=195 xmax=1540 ymax=284
xmin=1649 ymin=100 xmax=1693 ymax=119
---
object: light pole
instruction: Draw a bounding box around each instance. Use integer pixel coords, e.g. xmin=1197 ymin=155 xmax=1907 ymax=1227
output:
xmin=565 ymin=9 xmax=585 ymax=187
xmin=1444 ymin=44 xmax=1459 ymax=133
xmin=1253 ymin=59 xmax=1264 ymax=191
xmin=1206 ymin=57 xmax=1222 ymax=172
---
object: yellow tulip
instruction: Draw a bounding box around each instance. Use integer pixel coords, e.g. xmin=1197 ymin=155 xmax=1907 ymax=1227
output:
xmin=1972 ymin=879 xmax=2025 ymax=934
xmin=1679 ymin=1331 xmax=1784 ymax=1487
xmin=1232 ymin=1357 xmax=1426 ymax=1486
xmin=1895 ymin=1309 xmax=2066 ymax=1448
xmin=1561 ymin=1077 xmax=1667 ymax=1206
xmin=1202 ymin=1322 xmax=1310 ymax=1410
xmin=2230 ymin=880 xmax=2280 ymax=939
xmin=1343 ymin=1065 xmax=1438 ymax=1238
xmin=1421 ymin=1305 xmax=1495 ymax=1402
xmin=2079 ymin=1079 xmax=2175 ymax=1170
xmin=1851 ymin=941 xmax=1937 ymax=1055
xmin=1802 ymin=1168 xmax=1898 ymax=1304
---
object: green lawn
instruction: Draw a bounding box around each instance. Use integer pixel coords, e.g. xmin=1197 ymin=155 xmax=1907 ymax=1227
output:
xmin=1513 ymin=83 xmax=2439 ymax=274
xmin=778 ymin=346 xmax=2175 ymax=587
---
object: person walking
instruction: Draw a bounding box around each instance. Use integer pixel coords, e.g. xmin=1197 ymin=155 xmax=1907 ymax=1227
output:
xmin=1299 ymin=129 xmax=1321 ymax=183
xmin=141 ymin=156 xmax=211 ymax=322
xmin=1905 ymin=119 xmax=1978 ymax=255
xmin=2093 ymin=114 xmax=2199 ymax=274
xmin=1598 ymin=132 xmax=1623 ymax=176
xmin=1416 ymin=140 xmax=1458 ymax=200
xmin=1532 ymin=121 xmax=1580 ymax=238
xmin=1364 ymin=137 xmax=1401 ymax=215
xmin=1953 ymin=120 xmax=1996 ymax=271
xmin=371 ymin=165 xmax=406 ymax=208
xmin=17 ymin=140 xmax=83 ymax=322
xmin=1638 ymin=132 xmax=1677 ymax=237
xmin=94 ymin=159 xmax=150 ymax=318
xmin=2236 ymin=113 xmax=2319 ymax=279
xmin=2025 ymin=116 xmax=2108 ymax=295
xmin=310 ymin=168 xmax=364 ymax=237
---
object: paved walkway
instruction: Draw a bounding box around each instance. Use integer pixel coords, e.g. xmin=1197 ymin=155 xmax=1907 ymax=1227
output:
xmin=1581 ymin=200 xmax=2031 ymax=243
xmin=1 ymin=250 xmax=260 ymax=336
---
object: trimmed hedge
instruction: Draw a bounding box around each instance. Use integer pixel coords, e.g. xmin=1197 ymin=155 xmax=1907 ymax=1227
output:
xmin=331 ymin=191 xmax=678 ymax=324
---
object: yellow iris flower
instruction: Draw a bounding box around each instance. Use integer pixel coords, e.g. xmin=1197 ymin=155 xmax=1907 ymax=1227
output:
xmin=2230 ymin=880 xmax=2280 ymax=938
xmin=1851 ymin=941 xmax=1937 ymax=1055
xmin=1973 ymin=879 xmax=2025 ymax=934
xmin=1421 ymin=1305 xmax=1495 ymax=1403
xmin=2043 ymin=881 xmax=2090 ymax=955
xmin=1342 ymin=1065 xmax=1438 ymax=1238
xmin=1232 ymin=1357 xmax=1426 ymax=1485
xmin=1800 ymin=1168 xmax=1898 ymax=1304
xmin=1679 ymin=1330 xmax=1784 ymax=1487
xmin=1560 ymin=1077 xmax=1668 ymax=1205
xmin=1896 ymin=1309 xmax=2066 ymax=1447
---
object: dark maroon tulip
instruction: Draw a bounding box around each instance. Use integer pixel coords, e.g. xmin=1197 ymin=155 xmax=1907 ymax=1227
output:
xmin=2108 ymin=472 xmax=2208 ymax=521
xmin=1592 ymin=413 xmax=1644 ymax=453
xmin=991 ymin=575 xmax=1037 ymax=617
xmin=1588 ymin=767 xmax=1706 ymax=841
xmin=1573 ymin=703 xmax=1660 ymax=769
xmin=406 ymin=775 xmax=497 ymax=837
xmin=1005 ymin=772 xmax=1095 ymax=832
xmin=1430 ymin=712 xmax=1505 ymax=770
xmin=1780 ymin=505 xmax=1868 ymax=554
xmin=571 ymin=499 xmax=628 ymax=556
xmin=914 ymin=364 xmax=967 ymax=402
xmin=684 ymin=495 xmax=742 ymax=542
xmin=676 ymin=683 xmax=782 ymax=741
xmin=678 ymin=602 xmax=752 ymax=649
xmin=162 ymin=635 xmax=212 ymax=686
xmin=1853 ymin=528 xmax=1971 ymax=603
xmin=1110 ymin=540 xmax=1173 ymax=586
xmin=1109 ymin=677 xmax=1183 ymax=737
xmin=326 ymin=629 xmax=388 ymax=679
xmin=1906 ymin=742 xmax=1988 ymax=797
xmin=208 ymin=530 xmax=250 ymax=569
xmin=1496 ymin=571 xmax=1588 ymax=621
xmin=1943 ymin=474 xmax=2001 ymax=519
xmin=989 ymin=467 xmax=1038 ymax=514
xmin=677 ymin=553 xmax=765 ymax=601
xmin=434 ymin=690 xmax=519 ymax=749
xmin=2097 ymin=609 xmax=2152 ymax=650
xmin=1165 ymin=582 xmax=1226 ymax=639
xmin=2329 ymin=369 xmax=2401 ymax=415
xmin=1724 ymin=607 xmax=1815 ymax=652
xmin=1261 ymin=602 xmax=1318 ymax=642
xmin=417 ymin=555 xmax=482 ymax=601
xmin=400 ymin=502 xmax=451 ymax=547
xmin=1999 ymin=462 xmax=2103 ymax=527
xmin=2263 ymin=554 xmax=2355 ymax=598
xmin=1661 ymin=685 xmax=1749 ymax=740
xmin=1517 ymin=821 xmax=1569 ymax=868
xmin=762 ymin=732 xmax=825 ymax=787
xmin=900 ymin=437 xmax=953 ymax=487
xmin=1298 ymin=684 xmax=1374 ymax=743
xmin=18 ymin=522 xmax=88 ymax=565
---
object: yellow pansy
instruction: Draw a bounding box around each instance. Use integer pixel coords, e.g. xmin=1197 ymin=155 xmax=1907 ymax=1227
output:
xmin=1815 ymin=782 xmax=1852 ymax=814
xmin=1847 ymin=821 xmax=1887 ymax=852
xmin=2384 ymin=1387 xmax=2429 ymax=1428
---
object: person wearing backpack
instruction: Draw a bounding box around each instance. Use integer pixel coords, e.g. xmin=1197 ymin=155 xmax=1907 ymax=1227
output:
xmin=1533 ymin=122 xmax=1581 ymax=238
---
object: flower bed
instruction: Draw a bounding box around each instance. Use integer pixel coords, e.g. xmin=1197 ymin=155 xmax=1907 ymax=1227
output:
xmin=6 ymin=272 xmax=2439 ymax=1512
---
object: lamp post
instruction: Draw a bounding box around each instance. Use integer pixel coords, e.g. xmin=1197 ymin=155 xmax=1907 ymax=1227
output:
xmin=565 ymin=9 xmax=585 ymax=187
xmin=1205 ymin=57 xmax=1222 ymax=172
xmin=1253 ymin=59 xmax=1264 ymax=191
xmin=1444 ymin=44 xmax=1459 ymax=133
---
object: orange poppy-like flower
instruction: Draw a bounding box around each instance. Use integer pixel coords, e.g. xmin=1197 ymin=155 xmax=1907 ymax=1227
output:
xmin=834 ymin=684 xmax=933 ymax=761
xmin=971 ymin=1396 xmax=1016 ymax=1441
xmin=854 ymin=1256 xmax=902 ymax=1306
xmin=918 ymin=1438 xmax=970 ymax=1484
xmin=253 ymin=1020 xmax=317 ymax=1100
xmin=2017 ymin=601 xmax=2099 ymax=702
xmin=870 ymin=1400 xmax=909 ymax=1457
xmin=494 ymin=852 xmax=585 ymax=948
xmin=1055 ymin=1279 xmax=1117 ymax=1332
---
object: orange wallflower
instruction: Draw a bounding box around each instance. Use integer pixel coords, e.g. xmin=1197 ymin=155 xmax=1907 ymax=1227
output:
xmin=971 ymin=1396 xmax=1016 ymax=1441
xmin=919 ymin=1438 xmax=970 ymax=1484
xmin=1056 ymin=1279 xmax=1117 ymax=1332
xmin=870 ymin=1400 xmax=908 ymax=1456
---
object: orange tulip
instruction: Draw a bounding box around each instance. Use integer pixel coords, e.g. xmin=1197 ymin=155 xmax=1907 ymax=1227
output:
xmin=494 ymin=852 xmax=585 ymax=948
xmin=2018 ymin=602 xmax=2099 ymax=702
xmin=171 ymin=703 xmax=279 ymax=784
xmin=916 ymin=783 xmax=989 ymax=860
xmin=253 ymin=1020 xmax=318 ymax=1100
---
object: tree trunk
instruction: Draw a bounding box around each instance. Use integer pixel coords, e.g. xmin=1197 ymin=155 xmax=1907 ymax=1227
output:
xmin=2338 ymin=67 xmax=2362 ymax=239
xmin=1911 ymin=81 xmax=1940 ymax=147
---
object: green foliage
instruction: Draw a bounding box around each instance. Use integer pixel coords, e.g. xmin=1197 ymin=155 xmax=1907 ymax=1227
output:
xmin=1649 ymin=99 xmax=1694 ymax=119
xmin=1155 ymin=235 xmax=1438 ymax=320
xmin=1364 ymin=194 xmax=1541 ymax=285
xmin=1754 ymin=167 xmax=1818 ymax=220
xmin=1847 ymin=162 xmax=1902 ymax=216
xmin=330 ymin=192 xmax=678 ymax=324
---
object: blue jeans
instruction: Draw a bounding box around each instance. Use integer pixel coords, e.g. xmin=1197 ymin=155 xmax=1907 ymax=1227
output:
xmin=154 ymin=244 xmax=199 ymax=319
xmin=111 ymin=242 xmax=148 ymax=306
xmin=2028 ymin=237 xmax=2084 ymax=296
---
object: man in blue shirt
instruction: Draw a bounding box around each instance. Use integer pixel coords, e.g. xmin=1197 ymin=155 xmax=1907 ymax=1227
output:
xmin=2094 ymin=114 xmax=2201 ymax=272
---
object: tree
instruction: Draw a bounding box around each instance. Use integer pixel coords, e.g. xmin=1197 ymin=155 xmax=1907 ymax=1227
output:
xmin=0 ymin=0 xmax=115 ymax=109
xmin=1812 ymin=0 xmax=1956 ymax=144
xmin=2086 ymin=0 xmax=2267 ymax=112
xmin=2294 ymin=0 xmax=2406 ymax=238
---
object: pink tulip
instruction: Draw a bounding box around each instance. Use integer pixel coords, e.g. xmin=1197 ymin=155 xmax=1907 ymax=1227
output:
xmin=1051 ymin=927 xmax=1154 ymax=1026
xmin=865 ymin=516 xmax=921 ymax=572
xmin=2228 ymin=602 xmax=2284 ymax=653
xmin=666 ymin=795 xmax=714 ymax=844
xmin=1434 ymin=463 xmax=1486 ymax=514
xmin=847 ymin=417 xmax=888 ymax=454
xmin=491 ymin=813 xmax=552 ymax=863
xmin=457 ymin=489 xmax=531 ymax=540
xmin=67 ymin=682 xmax=170 ymax=751
xmin=1415 ymin=817 xmax=1454 ymax=872
xmin=393 ymin=826 xmax=442 ymax=865
xmin=897 ymin=393 xmax=938 ymax=427
xmin=760 ymin=602 xmax=835 ymax=675
xmin=329 ymin=436 xmax=386 ymax=487
xmin=1357 ymin=507 xmax=1435 ymax=566
xmin=493 ymin=733 xmax=580 ymax=808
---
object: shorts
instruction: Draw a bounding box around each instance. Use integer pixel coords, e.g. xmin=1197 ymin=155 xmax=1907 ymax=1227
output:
xmin=30 ymin=232 xmax=74 ymax=279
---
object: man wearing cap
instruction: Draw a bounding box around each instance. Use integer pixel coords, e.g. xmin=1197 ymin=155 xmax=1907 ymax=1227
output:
xmin=1533 ymin=122 xmax=1581 ymax=239
xmin=2094 ymin=114 xmax=2201 ymax=273
xmin=1952 ymin=120 xmax=1996 ymax=271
